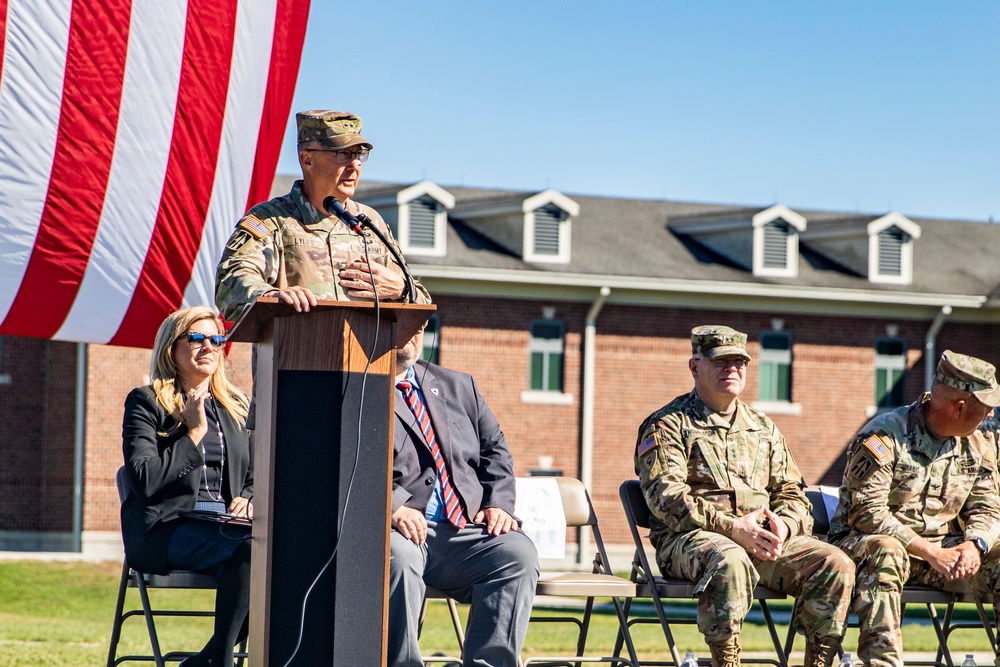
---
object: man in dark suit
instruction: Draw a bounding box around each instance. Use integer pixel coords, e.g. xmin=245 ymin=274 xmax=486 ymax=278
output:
xmin=390 ymin=328 xmax=539 ymax=667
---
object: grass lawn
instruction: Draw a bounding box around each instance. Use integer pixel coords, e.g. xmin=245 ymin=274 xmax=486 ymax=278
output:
xmin=0 ymin=560 xmax=994 ymax=666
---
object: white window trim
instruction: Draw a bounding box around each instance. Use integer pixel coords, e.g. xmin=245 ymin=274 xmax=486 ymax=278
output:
xmin=523 ymin=208 xmax=571 ymax=264
xmin=751 ymin=205 xmax=806 ymax=278
xmin=395 ymin=180 xmax=455 ymax=257
xmin=520 ymin=390 xmax=574 ymax=405
xmin=751 ymin=400 xmax=802 ymax=416
xmin=522 ymin=190 xmax=579 ymax=264
xmin=757 ymin=333 xmax=793 ymax=403
xmin=398 ymin=198 xmax=448 ymax=257
xmin=867 ymin=212 xmax=921 ymax=285
xmin=874 ymin=340 xmax=907 ymax=408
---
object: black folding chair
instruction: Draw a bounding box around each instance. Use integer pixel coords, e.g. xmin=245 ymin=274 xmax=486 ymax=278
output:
xmin=106 ymin=467 xmax=247 ymax=667
xmin=617 ymin=479 xmax=788 ymax=667
xmin=799 ymin=486 xmax=993 ymax=667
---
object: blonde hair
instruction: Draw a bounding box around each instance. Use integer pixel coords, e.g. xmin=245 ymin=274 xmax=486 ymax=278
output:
xmin=148 ymin=306 xmax=249 ymax=428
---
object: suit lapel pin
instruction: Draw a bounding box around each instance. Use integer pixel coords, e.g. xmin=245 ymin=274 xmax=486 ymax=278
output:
xmin=431 ymin=388 xmax=439 ymax=396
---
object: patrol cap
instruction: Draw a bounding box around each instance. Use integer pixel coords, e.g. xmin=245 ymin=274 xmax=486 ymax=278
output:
xmin=296 ymin=110 xmax=373 ymax=150
xmin=935 ymin=350 xmax=1000 ymax=407
xmin=691 ymin=325 xmax=751 ymax=361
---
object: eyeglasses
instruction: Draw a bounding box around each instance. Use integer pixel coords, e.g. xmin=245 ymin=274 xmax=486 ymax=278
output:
xmin=302 ymin=147 xmax=370 ymax=164
xmin=707 ymin=358 xmax=749 ymax=369
xmin=178 ymin=331 xmax=227 ymax=350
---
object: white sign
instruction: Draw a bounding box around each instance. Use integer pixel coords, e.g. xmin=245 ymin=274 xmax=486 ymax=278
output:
xmin=515 ymin=477 xmax=567 ymax=559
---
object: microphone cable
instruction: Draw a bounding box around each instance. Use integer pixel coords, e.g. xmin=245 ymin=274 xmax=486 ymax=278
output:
xmin=280 ymin=240 xmax=382 ymax=667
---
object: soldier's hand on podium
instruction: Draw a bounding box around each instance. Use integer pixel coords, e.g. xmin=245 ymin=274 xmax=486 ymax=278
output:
xmin=269 ymin=285 xmax=318 ymax=312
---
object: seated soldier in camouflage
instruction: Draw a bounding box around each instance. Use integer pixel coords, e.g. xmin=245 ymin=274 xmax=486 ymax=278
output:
xmin=829 ymin=350 xmax=1000 ymax=667
xmin=636 ymin=325 xmax=854 ymax=667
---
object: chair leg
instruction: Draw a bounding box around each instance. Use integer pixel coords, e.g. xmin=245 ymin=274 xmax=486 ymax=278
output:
xmin=758 ymin=599 xmax=789 ymax=667
xmin=106 ymin=560 xmax=131 ymax=667
xmin=975 ymin=598 xmax=998 ymax=655
xmin=782 ymin=623 xmax=797 ymax=667
xmin=925 ymin=601 xmax=955 ymax=667
xmin=135 ymin=574 xmax=167 ymax=667
xmin=936 ymin=599 xmax=959 ymax=667
xmin=446 ymin=598 xmax=465 ymax=653
xmin=649 ymin=592 xmax=684 ymax=667
xmin=610 ymin=595 xmax=641 ymax=667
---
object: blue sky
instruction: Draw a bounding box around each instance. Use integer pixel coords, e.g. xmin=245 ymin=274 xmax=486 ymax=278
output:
xmin=278 ymin=2 xmax=999 ymax=222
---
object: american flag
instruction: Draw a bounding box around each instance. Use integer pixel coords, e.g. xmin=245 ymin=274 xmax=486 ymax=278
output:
xmin=0 ymin=0 xmax=309 ymax=347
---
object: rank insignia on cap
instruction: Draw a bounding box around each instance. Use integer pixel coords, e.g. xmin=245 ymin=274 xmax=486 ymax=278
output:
xmin=861 ymin=433 xmax=890 ymax=461
xmin=238 ymin=214 xmax=269 ymax=240
xmin=638 ymin=433 xmax=658 ymax=457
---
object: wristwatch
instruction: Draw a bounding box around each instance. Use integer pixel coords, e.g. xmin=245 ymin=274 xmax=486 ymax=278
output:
xmin=972 ymin=537 xmax=989 ymax=555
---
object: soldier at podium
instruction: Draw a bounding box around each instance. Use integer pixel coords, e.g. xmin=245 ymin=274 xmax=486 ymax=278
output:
xmin=390 ymin=327 xmax=539 ymax=667
xmin=215 ymin=109 xmax=431 ymax=322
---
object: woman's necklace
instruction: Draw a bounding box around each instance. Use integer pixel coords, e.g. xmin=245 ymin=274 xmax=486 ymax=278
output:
xmin=201 ymin=396 xmax=226 ymax=503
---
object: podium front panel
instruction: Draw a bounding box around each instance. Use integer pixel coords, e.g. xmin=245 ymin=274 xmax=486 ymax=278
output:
xmin=264 ymin=369 xmax=390 ymax=666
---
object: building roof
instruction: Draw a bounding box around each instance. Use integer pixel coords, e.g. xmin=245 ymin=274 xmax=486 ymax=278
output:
xmin=271 ymin=175 xmax=1000 ymax=311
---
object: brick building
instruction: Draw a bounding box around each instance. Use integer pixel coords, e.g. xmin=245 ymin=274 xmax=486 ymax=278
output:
xmin=3 ymin=175 xmax=999 ymax=561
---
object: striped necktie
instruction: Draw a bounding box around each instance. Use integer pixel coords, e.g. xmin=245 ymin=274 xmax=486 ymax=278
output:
xmin=396 ymin=380 xmax=467 ymax=529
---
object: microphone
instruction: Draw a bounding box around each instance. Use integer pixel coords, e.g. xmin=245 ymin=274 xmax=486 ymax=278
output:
xmin=323 ymin=196 xmax=365 ymax=233
xmin=322 ymin=195 xmax=419 ymax=303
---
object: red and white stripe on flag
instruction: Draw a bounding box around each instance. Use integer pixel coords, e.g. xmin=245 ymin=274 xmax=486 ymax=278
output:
xmin=0 ymin=0 xmax=309 ymax=348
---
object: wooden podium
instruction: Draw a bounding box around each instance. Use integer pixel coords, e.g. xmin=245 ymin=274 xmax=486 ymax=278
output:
xmin=228 ymin=297 xmax=435 ymax=667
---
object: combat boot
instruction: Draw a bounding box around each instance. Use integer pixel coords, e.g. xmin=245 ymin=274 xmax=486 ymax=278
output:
xmin=803 ymin=636 xmax=841 ymax=667
xmin=707 ymin=636 xmax=741 ymax=667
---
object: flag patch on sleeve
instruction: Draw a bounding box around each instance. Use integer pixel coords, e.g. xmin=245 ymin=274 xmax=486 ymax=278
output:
xmin=861 ymin=433 xmax=890 ymax=461
xmin=238 ymin=214 xmax=269 ymax=240
xmin=637 ymin=433 xmax=658 ymax=457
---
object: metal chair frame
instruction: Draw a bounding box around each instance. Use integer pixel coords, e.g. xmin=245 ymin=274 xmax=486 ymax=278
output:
xmin=107 ymin=467 xmax=247 ymax=667
xmin=617 ymin=479 xmax=788 ymax=667
xmin=798 ymin=486 xmax=996 ymax=667
xmin=417 ymin=477 xmax=639 ymax=667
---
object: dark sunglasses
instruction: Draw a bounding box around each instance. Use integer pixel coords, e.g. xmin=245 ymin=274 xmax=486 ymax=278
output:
xmin=178 ymin=331 xmax=227 ymax=350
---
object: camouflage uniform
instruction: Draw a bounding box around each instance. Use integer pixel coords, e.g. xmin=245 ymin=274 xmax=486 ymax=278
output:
xmin=215 ymin=180 xmax=431 ymax=321
xmin=636 ymin=326 xmax=854 ymax=657
xmin=829 ymin=351 xmax=1000 ymax=667
xmin=214 ymin=110 xmax=432 ymax=429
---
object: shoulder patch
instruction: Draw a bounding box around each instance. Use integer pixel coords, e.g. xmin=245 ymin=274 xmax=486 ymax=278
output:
xmin=862 ymin=433 xmax=891 ymax=461
xmin=637 ymin=433 xmax=659 ymax=457
xmin=848 ymin=455 xmax=877 ymax=482
xmin=238 ymin=214 xmax=271 ymax=240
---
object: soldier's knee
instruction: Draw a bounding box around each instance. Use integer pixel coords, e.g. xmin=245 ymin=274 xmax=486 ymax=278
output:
xmin=825 ymin=548 xmax=856 ymax=583
xmin=851 ymin=535 xmax=907 ymax=601
xmin=707 ymin=543 xmax=756 ymax=591
xmin=863 ymin=535 xmax=908 ymax=578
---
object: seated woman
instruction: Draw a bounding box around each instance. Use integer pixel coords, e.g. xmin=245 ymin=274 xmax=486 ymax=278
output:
xmin=120 ymin=305 xmax=253 ymax=667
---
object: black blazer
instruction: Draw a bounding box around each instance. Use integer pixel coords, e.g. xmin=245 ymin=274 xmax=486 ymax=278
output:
xmin=120 ymin=385 xmax=253 ymax=573
xmin=393 ymin=360 xmax=516 ymax=520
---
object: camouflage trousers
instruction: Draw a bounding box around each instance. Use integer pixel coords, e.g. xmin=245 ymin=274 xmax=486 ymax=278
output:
xmin=836 ymin=533 xmax=1000 ymax=667
xmin=656 ymin=530 xmax=855 ymax=644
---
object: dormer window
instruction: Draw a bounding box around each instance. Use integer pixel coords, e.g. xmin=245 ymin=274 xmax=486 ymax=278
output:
xmin=361 ymin=180 xmax=455 ymax=258
xmin=867 ymin=213 xmax=920 ymax=285
xmin=522 ymin=190 xmax=578 ymax=264
xmin=876 ymin=227 xmax=906 ymax=278
xmin=449 ymin=188 xmax=577 ymax=264
xmin=762 ymin=220 xmax=792 ymax=269
xmin=531 ymin=205 xmax=565 ymax=256
xmin=407 ymin=196 xmax=442 ymax=249
xmin=751 ymin=205 xmax=806 ymax=277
